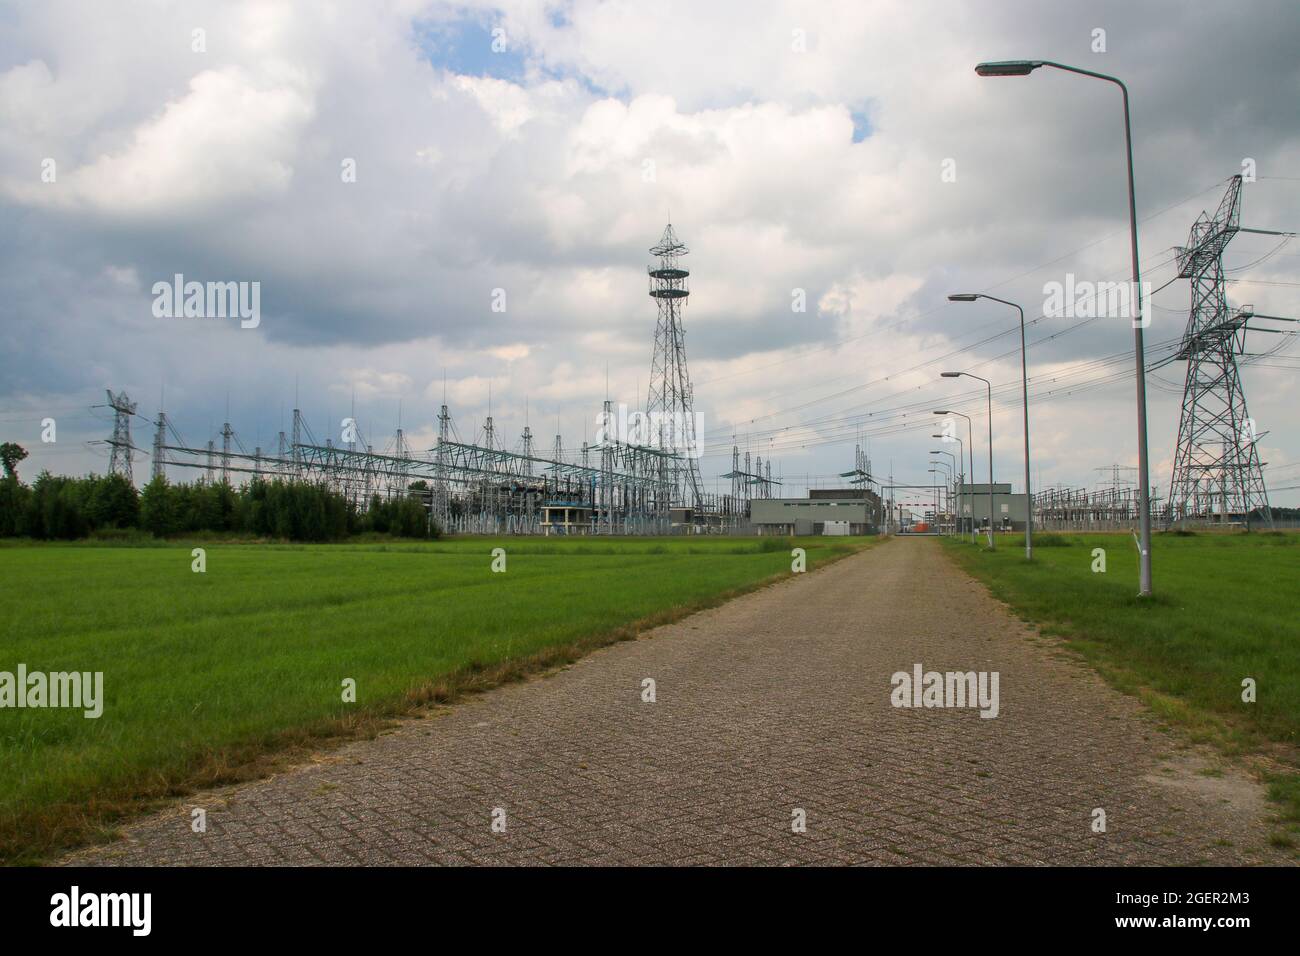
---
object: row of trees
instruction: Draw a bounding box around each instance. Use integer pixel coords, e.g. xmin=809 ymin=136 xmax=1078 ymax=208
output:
xmin=0 ymin=467 xmax=436 ymax=542
xmin=0 ymin=472 xmax=140 ymax=539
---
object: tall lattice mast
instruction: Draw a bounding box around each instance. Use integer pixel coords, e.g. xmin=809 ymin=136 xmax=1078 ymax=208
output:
xmin=105 ymin=389 xmax=137 ymax=484
xmin=1167 ymin=176 xmax=1271 ymax=527
xmin=645 ymin=223 xmax=703 ymax=511
xmin=152 ymin=411 xmax=167 ymax=481
xmin=434 ymin=402 xmax=451 ymax=523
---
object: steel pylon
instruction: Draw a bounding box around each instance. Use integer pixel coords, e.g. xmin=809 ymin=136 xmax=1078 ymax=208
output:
xmin=1167 ymin=175 xmax=1271 ymax=528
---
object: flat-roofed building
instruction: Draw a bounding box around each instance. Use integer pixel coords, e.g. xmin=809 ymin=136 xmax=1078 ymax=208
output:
xmin=750 ymin=489 xmax=881 ymax=536
xmin=541 ymin=499 xmax=595 ymax=535
xmin=958 ymin=482 xmax=1029 ymax=532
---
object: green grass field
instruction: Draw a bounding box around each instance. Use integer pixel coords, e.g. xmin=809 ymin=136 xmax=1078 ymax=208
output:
xmin=941 ymin=530 xmax=1300 ymax=843
xmin=0 ymin=535 xmax=869 ymax=862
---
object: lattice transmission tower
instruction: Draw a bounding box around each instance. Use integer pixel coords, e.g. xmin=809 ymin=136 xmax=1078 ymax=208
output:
xmin=645 ymin=223 xmax=703 ymax=512
xmin=105 ymin=389 xmax=137 ymax=483
xmin=1167 ymin=175 xmax=1287 ymax=528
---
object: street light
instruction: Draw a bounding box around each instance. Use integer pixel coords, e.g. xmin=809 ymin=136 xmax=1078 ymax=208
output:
xmin=930 ymin=458 xmax=954 ymax=534
xmin=949 ymin=293 xmax=1033 ymax=561
xmin=931 ymin=450 xmax=957 ymax=534
xmin=974 ymin=60 xmax=1044 ymax=76
xmin=934 ymin=409 xmax=976 ymax=544
xmin=941 ymin=371 xmax=995 ymax=547
xmin=926 ymin=467 xmax=947 ymax=529
xmin=975 ymin=58 xmax=1153 ymax=595
xmin=933 ymin=435 xmax=964 ymax=538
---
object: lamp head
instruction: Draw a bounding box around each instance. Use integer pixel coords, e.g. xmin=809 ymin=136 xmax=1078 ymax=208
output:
xmin=941 ymin=372 xmax=962 ymax=379
xmin=975 ymin=60 xmax=1043 ymax=77
xmin=947 ymin=293 xmax=979 ymax=302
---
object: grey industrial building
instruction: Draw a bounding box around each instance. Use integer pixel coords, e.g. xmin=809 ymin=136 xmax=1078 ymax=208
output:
xmin=750 ymin=488 xmax=882 ymax=535
xmin=956 ymin=482 xmax=1030 ymax=532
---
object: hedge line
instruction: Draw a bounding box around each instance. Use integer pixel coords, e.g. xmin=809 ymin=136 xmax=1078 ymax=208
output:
xmin=0 ymin=472 xmax=436 ymax=542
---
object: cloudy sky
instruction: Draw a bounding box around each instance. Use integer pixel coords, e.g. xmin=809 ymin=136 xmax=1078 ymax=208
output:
xmin=2 ymin=0 xmax=1298 ymax=508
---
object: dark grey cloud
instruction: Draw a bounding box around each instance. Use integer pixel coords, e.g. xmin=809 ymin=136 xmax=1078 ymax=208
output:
xmin=0 ymin=0 xmax=1296 ymax=500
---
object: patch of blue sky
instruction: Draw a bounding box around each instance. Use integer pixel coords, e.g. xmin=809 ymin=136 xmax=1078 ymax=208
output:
xmin=851 ymin=108 xmax=873 ymax=143
xmin=413 ymin=15 xmax=528 ymax=82
xmin=412 ymin=12 xmax=615 ymax=98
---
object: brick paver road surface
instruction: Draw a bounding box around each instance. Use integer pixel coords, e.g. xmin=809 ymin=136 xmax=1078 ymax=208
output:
xmin=69 ymin=538 xmax=1284 ymax=865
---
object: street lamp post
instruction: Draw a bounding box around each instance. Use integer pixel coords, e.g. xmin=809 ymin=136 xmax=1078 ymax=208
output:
xmin=927 ymin=467 xmax=949 ymax=531
xmin=949 ymin=293 xmax=1033 ymax=560
xmin=932 ymin=434 xmax=963 ymax=538
xmin=931 ymin=450 xmax=957 ymax=534
xmin=974 ymin=58 xmax=1152 ymax=595
xmin=934 ymin=410 xmax=976 ymax=544
xmin=936 ymin=463 xmax=957 ymax=533
xmin=941 ymin=372 xmax=995 ymax=547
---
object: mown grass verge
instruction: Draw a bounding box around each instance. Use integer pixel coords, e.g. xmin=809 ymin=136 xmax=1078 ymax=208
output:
xmin=0 ymin=534 xmax=877 ymax=863
xmin=941 ymin=530 xmax=1300 ymax=849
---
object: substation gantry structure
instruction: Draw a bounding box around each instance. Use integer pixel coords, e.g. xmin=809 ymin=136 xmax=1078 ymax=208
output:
xmin=99 ymin=226 xmax=768 ymax=534
xmin=136 ymin=398 xmax=690 ymax=535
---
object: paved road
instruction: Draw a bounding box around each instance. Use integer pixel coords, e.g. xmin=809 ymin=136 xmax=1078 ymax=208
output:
xmin=69 ymin=538 xmax=1282 ymax=865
